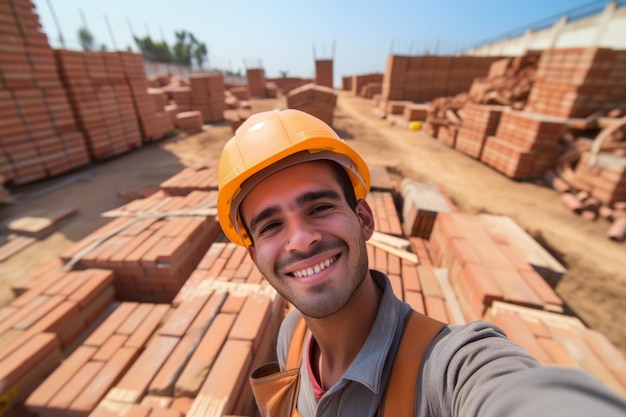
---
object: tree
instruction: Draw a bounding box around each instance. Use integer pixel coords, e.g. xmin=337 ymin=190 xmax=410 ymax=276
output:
xmin=193 ymin=42 xmax=208 ymax=69
xmin=133 ymin=35 xmax=172 ymax=63
xmin=78 ymin=27 xmax=95 ymax=51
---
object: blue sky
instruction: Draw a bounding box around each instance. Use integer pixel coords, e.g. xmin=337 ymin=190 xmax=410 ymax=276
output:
xmin=33 ymin=0 xmax=613 ymax=83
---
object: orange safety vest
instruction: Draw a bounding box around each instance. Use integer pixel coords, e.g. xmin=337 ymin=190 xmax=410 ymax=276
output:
xmin=250 ymin=309 xmax=445 ymax=417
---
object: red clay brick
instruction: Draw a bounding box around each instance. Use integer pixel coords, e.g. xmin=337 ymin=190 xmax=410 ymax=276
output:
xmin=106 ymin=336 xmax=179 ymax=404
xmin=174 ymin=313 xmax=236 ymax=397
xmin=125 ymin=304 xmax=171 ymax=349
xmin=84 ymin=302 xmax=139 ymax=347
xmin=187 ymin=340 xmax=253 ymax=417
xmin=25 ymin=344 xmax=90 ymax=414
xmin=159 ymin=295 xmax=211 ymax=338
xmin=70 ymin=346 xmax=140 ymax=416
xmin=92 ymin=334 xmax=128 ymax=362
xmin=229 ymin=294 xmax=271 ymax=351
xmin=0 ymin=332 xmax=60 ymax=390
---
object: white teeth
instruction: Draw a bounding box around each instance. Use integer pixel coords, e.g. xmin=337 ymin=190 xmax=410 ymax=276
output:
xmin=293 ymin=256 xmax=337 ymax=278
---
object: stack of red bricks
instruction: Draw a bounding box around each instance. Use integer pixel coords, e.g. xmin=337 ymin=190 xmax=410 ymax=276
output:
xmin=118 ymin=51 xmax=165 ymax=142
xmin=367 ymin=191 xmax=404 ymax=237
xmin=59 ymin=190 xmax=223 ymax=303
xmin=246 ymin=68 xmax=266 ymax=98
xmin=381 ymin=55 xmax=499 ymax=105
xmin=169 ymin=86 xmax=193 ymax=113
xmin=572 ymin=152 xmax=626 ymax=206
xmin=286 ymin=83 xmax=337 ymax=126
xmin=428 ymin=211 xmax=565 ymax=322
xmin=525 ymin=48 xmax=626 ymax=118
xmin=0 ymin=0 xmax=90 ymax=185
xmin=401 ymin=179 xmax=454 ymax=239
xmin=455 ymin=103 xmax=506 ymax=158
xmin=189 ymin=74 xmax=225 ymax=123
xmin=0 ymin=267 xmax=116 ymax=413
xmin=367 ymin=239 xmax=466 ymax=325
xmin=315 ymin=59 xmax=333 ymax=89
xmin=159 ymin=162 xmax=219 ymax=196
xmin=480 ymin=110 xmax=566 ymax=179
xmin=175 ymin=111 xmax=204 ymax=134
xmin=343 ymin=73 xmax=383 ymax=96
xmin=485 ymin=302 xmax=626 ymax=398
xmin=24 ymin=241 xmax=285 ymax=417
xmin=56 ymin=50 xmax=148 ymax=159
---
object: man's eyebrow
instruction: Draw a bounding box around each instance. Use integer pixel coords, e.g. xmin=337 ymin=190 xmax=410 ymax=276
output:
xmin=248 ymin=205 xmax=280 ymax=235
xmin=296 ymin=190 xmax=342 ymax=206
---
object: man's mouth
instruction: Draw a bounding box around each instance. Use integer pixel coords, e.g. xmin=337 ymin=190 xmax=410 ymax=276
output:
xmin=291 ymin=255 xmax=339 ymax=278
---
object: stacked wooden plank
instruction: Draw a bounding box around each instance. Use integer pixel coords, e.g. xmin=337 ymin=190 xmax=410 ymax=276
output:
xmin=159 ymin=162 xmax=219 ymax=196
xmin=455 ymin=104 xmax=506 ymax=159
xmin=0 ymin=268 xmax=116 ymax=414
xmin=481 ymin=110 xmax=566 ymax=179
xmin=484 ymin=301 xmax=626 ymax=398
xmin=59 ymin=191 xmax=222 ymax=303
xmin=367 ymin=191 xmax=403 ymax=237
xmin=525 ymin=48 xmax=626 ymax=118
xmin=118 ymin=51 xmax=164 ymax=142
xmin=286 ymin=83 xmax=337 ymax=126
xmin=246 ymin=68 xmax=266 ymax=98
xmin=0 ymin=0 xmax=89 ymax=185
xmin=428 ymin=211 xmax=565 ymax=322
xmin=315 ymin=59 xmax=333 ymax=89
xmin=401 ymin=179 xmax=454 ymax=239
xmin=189 ymin=73 xmax=226 ymax=123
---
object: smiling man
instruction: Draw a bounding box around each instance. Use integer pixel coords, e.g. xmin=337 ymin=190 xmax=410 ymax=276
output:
xmin=216 ymin=109 xmax=626 ymax=417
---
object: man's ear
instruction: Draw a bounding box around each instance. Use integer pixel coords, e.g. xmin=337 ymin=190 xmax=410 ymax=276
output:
xmin=355 ymin=199 xmax=375 ymax=240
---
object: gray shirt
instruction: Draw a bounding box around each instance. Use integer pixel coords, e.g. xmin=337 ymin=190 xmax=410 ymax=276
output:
xmin=276 ymin=270 xmax=626 ymax=417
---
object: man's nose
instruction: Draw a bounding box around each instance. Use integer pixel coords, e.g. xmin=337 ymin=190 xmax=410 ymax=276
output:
xmin=285 ymin=216 xmax=321 ymax=252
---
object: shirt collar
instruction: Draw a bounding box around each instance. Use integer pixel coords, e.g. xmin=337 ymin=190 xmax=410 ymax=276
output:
xmin=341 ymin=270 xmax=407 ymax=393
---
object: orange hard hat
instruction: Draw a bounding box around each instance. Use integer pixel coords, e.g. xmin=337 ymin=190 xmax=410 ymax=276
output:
xmin=217 ymin=109 xmax=370 ymax=247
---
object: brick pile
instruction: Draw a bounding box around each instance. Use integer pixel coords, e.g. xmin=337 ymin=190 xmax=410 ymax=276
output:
xmin=286 ymin=83 xmax=337 ymax=126
xmin=525 ymin=48 xmax=626 ymax=118
xmin=401 ymin=179 xmax=454 ymax=239
xmin=367 ymin=242 xmax=465 ymax=325
xmin=159 ymin=162 xmax=219 ymax=196
xmin=54 ymin=50 xmax=146 ymax=160
xmin=175 ymin=111 xmax=204 ymax=134
xmin=58 ymin=190 xmax=222 ymax=303
xmin=481 ymin=110 xmax=566 ymax=179
xmin=382 ymin=55 xmax=499 ymax=105
xmin=348 ymin=73 xmax=384 ymax=97
xmin=366 ymin=191 xmax=403 ymax=237
xmin=315 ymin=59 xmax=333 ymax=89
xmin=189 ymin=73 xmax=225 ymax=123
xmin=455 ymin=103 xmax=506 ymax=159
xmin=428 ymin=211 xmax=565 ymax=321
xmin=169 ymin=86 xmax=193 ymax=113
xmin=246 ymin=68 xmax=266 ymax=98
xmin=485 ymin=302 xmax=626 ymax=397
xmin=572 ymin=152 xmax=626 ymax=205
xmin=0 ymin=268 xmax=116 ymax=411
xmin=0 ymin=0 xmax=90 ymax=185
xmin=118 ymin=51 xmax=166 ymax=142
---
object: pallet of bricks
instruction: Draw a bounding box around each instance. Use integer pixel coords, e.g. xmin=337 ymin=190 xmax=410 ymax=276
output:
xmin=0 ymin=0 xmax=90 ymax=187
xmin=286 ymin=83 xmax=337 ymax=126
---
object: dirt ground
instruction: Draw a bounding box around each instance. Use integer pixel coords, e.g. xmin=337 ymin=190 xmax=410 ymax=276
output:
xmin=1 ymin=91 xmax=625 ymax=354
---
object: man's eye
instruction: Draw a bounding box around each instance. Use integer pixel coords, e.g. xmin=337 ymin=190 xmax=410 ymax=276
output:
xmin=311 ymin=204 xmax=332 ymax=214
xmin=259 ymin=221 xmax=280 ymax=235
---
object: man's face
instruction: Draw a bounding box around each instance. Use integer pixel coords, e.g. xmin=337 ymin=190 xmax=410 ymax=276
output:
xmin=240 ymin=160 xmax=374 ymax=318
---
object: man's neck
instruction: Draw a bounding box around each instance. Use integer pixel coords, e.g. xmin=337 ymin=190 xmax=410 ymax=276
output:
xmin=304 ymin=271 xmax=383 ymax=389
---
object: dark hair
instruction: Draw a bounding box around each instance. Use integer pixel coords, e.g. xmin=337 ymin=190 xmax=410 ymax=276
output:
xmin=328 ymin=160 xmax=358 ymax=210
